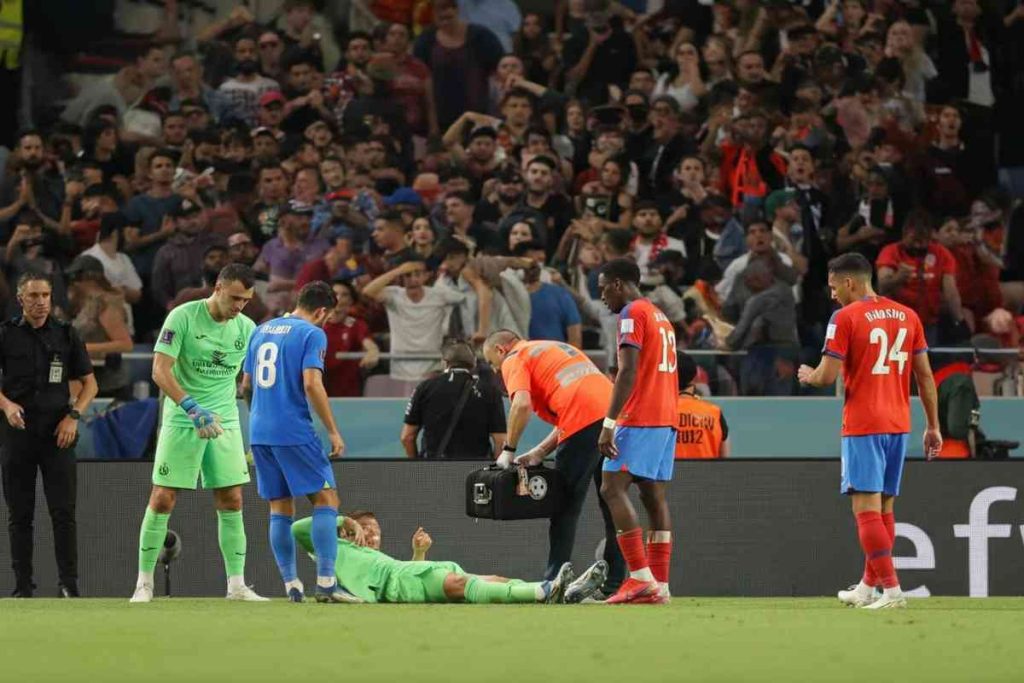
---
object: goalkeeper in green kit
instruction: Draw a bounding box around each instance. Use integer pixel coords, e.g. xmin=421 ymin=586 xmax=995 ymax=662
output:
xmin=131 ymin=264 xmax=266 ymax=603
xmin=291 ymin=512 xmax=610 ymax=604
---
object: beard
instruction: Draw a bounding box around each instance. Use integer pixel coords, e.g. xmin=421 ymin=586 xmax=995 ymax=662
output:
xmin=498 ymin=190 xmax=522 ymax=205
xmin=237 ymin=59 xmax=259 ymax=75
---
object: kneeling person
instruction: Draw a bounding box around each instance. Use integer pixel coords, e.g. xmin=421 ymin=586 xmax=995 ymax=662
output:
xmin=243 ymin=282 xmax=356 ymax=603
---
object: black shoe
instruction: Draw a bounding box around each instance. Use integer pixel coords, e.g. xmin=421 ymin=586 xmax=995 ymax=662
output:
xmin=57 ymin=582 xmax=80 ymax=598
xmin=11 ymin=582 xmax=35 ymax=598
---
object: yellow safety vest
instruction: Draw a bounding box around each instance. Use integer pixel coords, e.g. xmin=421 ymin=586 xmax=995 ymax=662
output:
xmin=0 ymin=0 xmax=22 ymax=70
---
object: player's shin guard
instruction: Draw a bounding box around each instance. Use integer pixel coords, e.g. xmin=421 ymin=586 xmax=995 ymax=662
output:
xmin=268 ymin=514 xmax=297 ymax=582
xmin=311 ymin=506 xmax=339 ymax=587
xmin=617 ymin=527 xmax=654 ymax=582
xmin=138 ymin=507 xmax=170 ymax=574
xmin=217 ymin=510 xmax=247 ymax=580
xmin=647 ymin=531 xmax=672 ymax=591
xmin=855 ymin=511 xmax=898 ymax=589
xmin=464 ymin=577 xmax=541 ymax=604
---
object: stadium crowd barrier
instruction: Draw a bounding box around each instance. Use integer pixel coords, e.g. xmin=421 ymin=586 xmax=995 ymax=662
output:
xmin=1 ymin=460 xmax=1020 ymax=598
xmin=77 ymin=396 xmax=1023 ymax=459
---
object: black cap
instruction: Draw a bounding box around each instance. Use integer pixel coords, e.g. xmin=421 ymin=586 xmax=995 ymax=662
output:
xmin=169 ymin=198 xmax=202 ymax=217
xmin=66 ymin=254 xmax=105 ymax=279
xmin=281 ymin=199 xmax=315 ymax=216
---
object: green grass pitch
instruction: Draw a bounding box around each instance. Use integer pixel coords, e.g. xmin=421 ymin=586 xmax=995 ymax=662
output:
xmin=2 ymin=598 xmax=1022 ymax=682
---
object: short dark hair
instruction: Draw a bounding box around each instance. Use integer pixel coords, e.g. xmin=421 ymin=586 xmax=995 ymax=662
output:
xmin=217 ymin=263 xmax=256 ymax=289
xmin=511 ymin=240 xmax=545 ymax=257
xmin=501 ymin=87 xmax=535 ymax=108
xmin=442 ymin=337 xmax=476 ymax=370
xmin=600 ymin=228 xmax=633 ymax=257
xmin=150 ymin=147 xmax=179 ymax=167
xmin=296 ymin=281 xmax=338 ymax=312
xmin=345 ymin=30 xmax=372 ymax=48
xmin=601 ymin=258 xmax=641 ymax=286
xmin=16 ymin=271 xmax=52 ymax=292
xmin=376 ymin=209 xmax=407 ymax=231
xmin=436 ymin=237 xmax=469 ymax=260
xmin=445 ymin=190 xmax=476 ymax=206
xmin=827 ymin=253 xmax=873 ymax=279
xmin=526 ymin=155 xmax=556 ymax=171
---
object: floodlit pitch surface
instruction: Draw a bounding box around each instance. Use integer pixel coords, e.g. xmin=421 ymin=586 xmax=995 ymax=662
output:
xmin=1 ymin=598 xmax=1022 ymax=681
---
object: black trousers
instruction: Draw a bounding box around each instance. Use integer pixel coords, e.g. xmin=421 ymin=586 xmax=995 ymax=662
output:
xmin=545 ymin=420 xmax=626 ymax=591
xmin=0 ymin=427 xmax=78 ymax=588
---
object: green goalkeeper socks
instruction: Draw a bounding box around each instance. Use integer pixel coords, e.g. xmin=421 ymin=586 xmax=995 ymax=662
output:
xmin=138 ymin=507 xmax=170 ymax=573
xmin=464 ymin=577 xmax=543 ymax=604
xmin=217 ymin=510 xmax=247 ymax=577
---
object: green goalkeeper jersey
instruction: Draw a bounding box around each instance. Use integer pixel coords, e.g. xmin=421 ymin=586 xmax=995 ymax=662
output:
xmin=292 ymin=516 xmax=400 ymax=603
xmin=153 ymin=300 xmax=255 ymax=429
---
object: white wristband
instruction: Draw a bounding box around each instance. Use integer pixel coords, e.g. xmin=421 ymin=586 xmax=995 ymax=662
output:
xmin=602 ymin=417 xmax=617 ymax=430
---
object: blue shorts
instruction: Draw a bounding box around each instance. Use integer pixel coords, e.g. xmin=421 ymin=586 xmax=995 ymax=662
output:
xmin=840 ymin=433 xmax=908 ymax=496
xmin=252 ymin=440 xmax=336 ymax=501
xmin=602 ymin=426 xmax=675 ymax=481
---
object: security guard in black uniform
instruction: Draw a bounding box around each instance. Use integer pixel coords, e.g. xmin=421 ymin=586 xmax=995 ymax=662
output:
xmin=0 ymin=273 xmax=97 ymax=597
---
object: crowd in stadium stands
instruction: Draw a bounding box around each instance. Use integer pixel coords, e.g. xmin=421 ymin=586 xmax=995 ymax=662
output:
xmin=5 ymin=0 xmax=1024 ymax=399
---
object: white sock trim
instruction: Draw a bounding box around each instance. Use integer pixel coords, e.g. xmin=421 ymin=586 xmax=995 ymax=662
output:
xmin=137 ymin=571 xmax=154 ymax=586
xmin=227 ymin=575 xmax=246 ymax=591
xmin=630 ymin=567 xmax=655 ymax=582
xmin=316 ymin=576 xmax=336 ymax=589
xmin=650 ymin=531 xmax=672 ymax=544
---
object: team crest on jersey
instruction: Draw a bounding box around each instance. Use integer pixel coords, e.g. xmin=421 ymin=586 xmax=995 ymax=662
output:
xmin=620 ymin=318 xmax=635 ymax=334
xmin=826 ymin=323 xmax=836 ymax=341
xmin=159 ymin=329 xmax=175 ymax=345
xmin=234 ymin=335 xmax=245 ymax=350
xmin=925 ymin=254 xmax=936 ymax=267
xmin=319 ymin=348 xmax=326 ymax=363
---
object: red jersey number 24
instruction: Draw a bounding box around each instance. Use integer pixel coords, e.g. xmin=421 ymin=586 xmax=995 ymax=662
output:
xmin=869 ymin=327 xmax=908 ymax=375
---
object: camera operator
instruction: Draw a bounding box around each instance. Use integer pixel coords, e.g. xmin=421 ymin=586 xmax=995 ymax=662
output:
xmin=401 ymin=339 xmax=506 ymax=459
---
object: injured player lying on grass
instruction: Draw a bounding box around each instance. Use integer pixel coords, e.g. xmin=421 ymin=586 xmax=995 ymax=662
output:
xmin=290 ymin=511 xmax=608 ymax=604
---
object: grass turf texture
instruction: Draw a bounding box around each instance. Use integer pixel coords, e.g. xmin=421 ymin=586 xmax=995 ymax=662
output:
xmin=1 ymin=598 xmax=1021 ymax=682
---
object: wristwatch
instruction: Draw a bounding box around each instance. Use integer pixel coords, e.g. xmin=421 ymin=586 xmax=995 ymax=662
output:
xmin=67 ymin=409 xmax=81 ymax=421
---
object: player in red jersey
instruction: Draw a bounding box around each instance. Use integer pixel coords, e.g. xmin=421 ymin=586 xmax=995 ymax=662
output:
xmin=798 ymin=253 xmax=942 ymax=610
xmin=597 ymin=259 xmax=678 ymax=605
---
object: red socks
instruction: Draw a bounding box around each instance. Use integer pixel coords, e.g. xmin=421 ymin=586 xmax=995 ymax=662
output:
xmin=861 ymin=512 xmax=896 ymax=587
xmin=647 ymin=538 xmax=672 ymax=584
xmin=616 ymin=528 xmax=649 ymax=573
xmin=856 ymin=511 xmax=898 ymax=589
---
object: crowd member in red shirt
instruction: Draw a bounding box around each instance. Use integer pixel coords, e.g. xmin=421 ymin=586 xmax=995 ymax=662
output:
xmin=383 ymin=21 xmax=439 ymax=138
xmin=323 ymin=280 xmax=380 ymax=396
xmin=935 ymin=217 xmax=1005 ymax=333
xmin=876 ymin=213 xmax=963 ymax=343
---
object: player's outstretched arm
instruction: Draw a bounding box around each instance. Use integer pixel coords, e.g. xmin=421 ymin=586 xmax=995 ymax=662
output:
xmin=912 ymin=352 xmax=943 ymax=459
xmin=292 ymin=517 xmax=315 ymax=554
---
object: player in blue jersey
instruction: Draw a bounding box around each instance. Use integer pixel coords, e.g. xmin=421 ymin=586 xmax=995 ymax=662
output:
xmin=242 ymin=281 xmax=356 ymax=604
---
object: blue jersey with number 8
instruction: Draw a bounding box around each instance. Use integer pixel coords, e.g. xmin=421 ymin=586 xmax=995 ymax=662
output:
xmin=244 ymin=316 xmax=326 ymax=446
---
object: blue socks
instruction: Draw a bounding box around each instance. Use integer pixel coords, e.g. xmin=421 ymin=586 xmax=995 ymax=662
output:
xmin=311 ymin=506 xmax=339 ymax=586
xmin=269 ymin=513 xmax=297 ymax=582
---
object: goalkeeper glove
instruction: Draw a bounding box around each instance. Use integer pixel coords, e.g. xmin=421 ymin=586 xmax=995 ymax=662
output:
xmin=180 ymin=395 xmax=224 ymax=439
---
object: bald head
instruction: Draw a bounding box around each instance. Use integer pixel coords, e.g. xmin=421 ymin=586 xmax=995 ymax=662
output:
xmin=483 ymin=329 xmax=521 ymax=370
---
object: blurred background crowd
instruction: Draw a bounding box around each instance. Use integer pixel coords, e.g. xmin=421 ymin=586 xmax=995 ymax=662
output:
xmin=3 ymin=0 xmax=1024 ymax=399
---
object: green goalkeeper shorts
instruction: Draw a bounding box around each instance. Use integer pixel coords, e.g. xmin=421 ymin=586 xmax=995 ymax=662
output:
xmin=380 ymin=561 xmax=465 ymax=603
xmin=152 ymin=425 xmax=251 ymax=490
